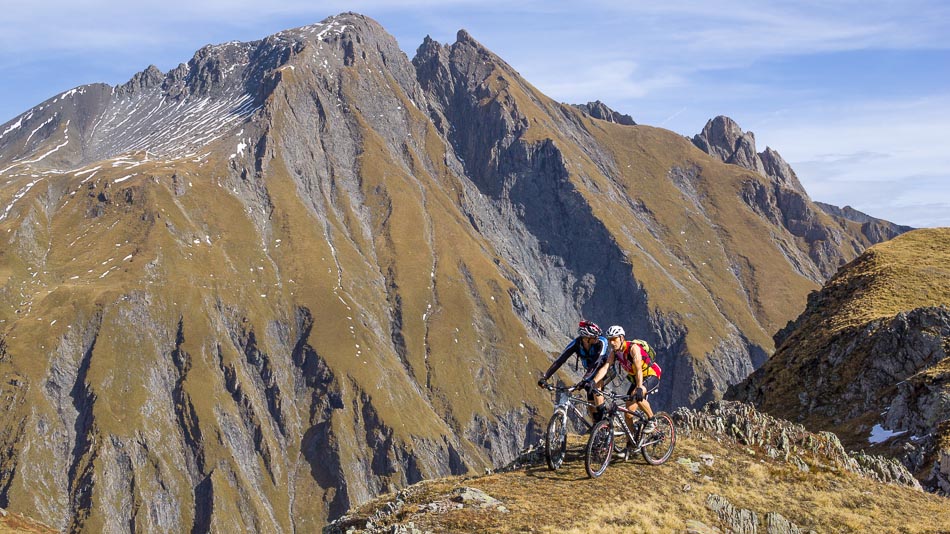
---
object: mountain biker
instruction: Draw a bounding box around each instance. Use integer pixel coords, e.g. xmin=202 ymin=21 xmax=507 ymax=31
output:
xmin=591 ymin=325 xmax=660 ymax=433
xmin=537 ymin=320 xmax=613 ymax=421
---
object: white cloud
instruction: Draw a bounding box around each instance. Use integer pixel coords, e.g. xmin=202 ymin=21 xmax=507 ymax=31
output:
xmin=753 ymin=95 xmax=950 ymax=227
xmin=587 ymin=0 xmax=950 ymax=54
xmin=526 ymin=60 xmax=684 ymax=102
xmin=5 ymin=0 xmax=946 ymax=59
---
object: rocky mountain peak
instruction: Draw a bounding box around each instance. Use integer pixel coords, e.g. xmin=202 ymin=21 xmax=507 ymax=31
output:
xmin=413 ymin=36 xmax=447 ymax=80
xmin=691 ymin=116 xmax=808 ymax=196
xmin=0 ymin=13 xmax=420 ymax=168
xmin=122 ymin=65 xmax=164 ymax=94
xmin=692 ymin=115 xmax=766 ymax=176
xmin=448 ymin=28 xmax=508 ymax=68
xmin=572 ymin=100 xmax=636 ymax=125
xmin=413 ymin=26 xmax=525 ymax=139
xmin=272 ymin=12 xmax=379 ymax=41
xmin=455 ymin=29 xmax=478 ymax=45
xmin=690 ymin=114 xmax=911 ymax=278
xmin=416 ymin=35 xmax=442 ymax=57
xmin=758 ymin=146 xmax=804 ymax=191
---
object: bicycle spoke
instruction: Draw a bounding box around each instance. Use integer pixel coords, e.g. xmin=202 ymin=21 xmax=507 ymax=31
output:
xmin=585 ymin=419 xmax=614 ymax=478
xmin=545 ymin=411 xmax=568 ymax=470
xmin=641 ymin=413 xmax=676 ymax=465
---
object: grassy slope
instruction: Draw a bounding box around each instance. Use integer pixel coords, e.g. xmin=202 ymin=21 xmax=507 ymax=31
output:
xmin=0 ymin=50 xmax=558 ymax=529
xmin=0 ymin=152 xmax=311 ymax=530
xmin=337 ymin=432 xmax=950 ymax=533
xmin=819 ymin=227 xmax=950 ymax=332
xmin=584 ymin=120 xmax=815 ymax=355
xmin=0 ymin=510 xmax=56 ymax=534
xmin=749 ymin=228 xmax=950 ymax=436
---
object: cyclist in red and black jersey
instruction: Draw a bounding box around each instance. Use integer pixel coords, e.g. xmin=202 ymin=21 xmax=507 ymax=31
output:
xmin=538 ymin=321 xmax=614 ymax=420
xmin=591 ymin=325 xmax=661 ymax=433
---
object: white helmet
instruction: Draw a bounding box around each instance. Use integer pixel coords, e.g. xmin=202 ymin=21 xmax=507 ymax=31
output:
xmin=606 ymin=325 xmax=625 ymax=338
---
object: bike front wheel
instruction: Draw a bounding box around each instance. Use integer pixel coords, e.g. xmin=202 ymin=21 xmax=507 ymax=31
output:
xmin=545 ymin=410 xmax=568 ymax=470
xmin=585 ymin=418 xmax=614 ymax=478
xmin=641 ymin=412 xmax=676 ymax=465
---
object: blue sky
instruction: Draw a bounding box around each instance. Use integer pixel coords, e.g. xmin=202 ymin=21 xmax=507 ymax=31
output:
xmin=2 ymin=0 xmax=948 ymax=227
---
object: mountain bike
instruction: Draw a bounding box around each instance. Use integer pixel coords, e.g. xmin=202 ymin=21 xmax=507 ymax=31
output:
xmin=541 ymin=382 xmax=596 ymax=470
xmin=583 ymin=387 xmax=675 ymax=478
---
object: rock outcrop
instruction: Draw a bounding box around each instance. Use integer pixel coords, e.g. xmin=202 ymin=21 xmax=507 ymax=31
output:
xmin=693 ymin=116 xmax=768 ymax=178
xmin=571 ymin=100 xmax=636 ymax=125
xmin=695 ymin=494 xmax=812 ymax=534
xmin=673 ymin=401 xmax=921 ymax=489
xmin=729 ymin=228 xmax=950 ymax=494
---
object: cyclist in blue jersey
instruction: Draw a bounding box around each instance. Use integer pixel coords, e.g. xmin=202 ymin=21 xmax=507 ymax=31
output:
xmin=537 ymin=320 xmax=614 ymax=421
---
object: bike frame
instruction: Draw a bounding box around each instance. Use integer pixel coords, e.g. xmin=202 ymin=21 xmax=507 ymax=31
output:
xmin=546 ymin=384 xmax=597 ymax=432
xmin=593 ymin=387 xmax=662 ymax=451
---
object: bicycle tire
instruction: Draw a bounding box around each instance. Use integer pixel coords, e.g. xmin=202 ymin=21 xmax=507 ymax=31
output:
xmin=545 ymin=410 xmax=568 ymax=470
xmin=641 ymin=412 xmax=676 ymax=465
xmin=585 ymin=418 xmax=614 ymax=478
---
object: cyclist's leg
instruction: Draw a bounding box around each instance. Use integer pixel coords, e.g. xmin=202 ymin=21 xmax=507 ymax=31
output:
xmin=586 ymin=387 xmax=604 ymax=421
xmin=637 ymin=376 xmax=660 ymax=419
xmin=587 ymin=366 xmax=613 ymax=420
xmin=624 ymin=382 xmax=638 ymax=429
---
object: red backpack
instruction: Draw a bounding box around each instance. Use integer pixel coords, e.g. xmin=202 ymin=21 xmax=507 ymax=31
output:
xmin=618 ymin=339 xmax=662 ymax=379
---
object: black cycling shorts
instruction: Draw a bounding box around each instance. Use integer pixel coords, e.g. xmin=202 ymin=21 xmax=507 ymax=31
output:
xmin=627 ymin=375 xmax=660 ymax=398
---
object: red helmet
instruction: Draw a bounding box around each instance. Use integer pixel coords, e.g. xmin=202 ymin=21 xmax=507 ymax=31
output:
xmin=577 ymin=320 xmax=602 ymax=338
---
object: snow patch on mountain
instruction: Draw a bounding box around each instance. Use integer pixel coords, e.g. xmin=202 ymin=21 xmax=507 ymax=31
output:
xmin=89 ymin=92 xmax=259 ymax=159
xmin=0 ymin=112 xmax=30 ymax=140
xmin=869 ymin=424 xmax=907 ymax=444
xmin=26 ymin=114 xmax=56 ymax=143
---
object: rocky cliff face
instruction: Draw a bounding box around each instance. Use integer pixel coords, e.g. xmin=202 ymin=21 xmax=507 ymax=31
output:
xmin=692 ymin=116 xmax=769 ymax=180
xmin=571 ymin=101 xmax=636 ymax=125
xmin=814 ymin=201 xmax=914 ymax=243
xmin=729 ymin=228 xmax=950 ymax=494
xmin=692 ymin=116 xmax=910 ymax=280
xmin=0 ymin=13 xmax=917 ymax=532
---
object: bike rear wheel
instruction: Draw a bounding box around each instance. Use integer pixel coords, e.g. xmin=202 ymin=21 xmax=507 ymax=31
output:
xmin=641 ymin=412 xmax=676 ymax=465
xmin=545 ymin=410 xmax=568 ymax=470
xmin=585 ymin=418 xmax=614 ymax=478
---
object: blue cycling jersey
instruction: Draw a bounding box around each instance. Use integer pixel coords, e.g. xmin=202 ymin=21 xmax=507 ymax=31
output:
xmin=541 ymin=335 xmax=609 ymax=381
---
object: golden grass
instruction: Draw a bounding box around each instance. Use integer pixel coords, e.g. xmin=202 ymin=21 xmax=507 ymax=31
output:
xmin=343 ymin=433 xmax=950 ymax=533
xmin=823 ymin=228 xmax=950 ymax=334
xmin=0 ymin=510 xmax=57 ymax=534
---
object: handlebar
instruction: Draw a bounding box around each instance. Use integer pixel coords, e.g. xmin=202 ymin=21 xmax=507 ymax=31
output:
xmin=589 ymin=386 xmax=635 ymax=402
xmin=541 ymin=382 xmax=581 ymax=393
